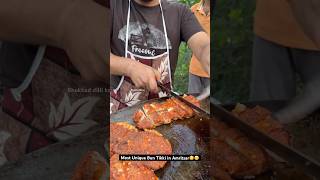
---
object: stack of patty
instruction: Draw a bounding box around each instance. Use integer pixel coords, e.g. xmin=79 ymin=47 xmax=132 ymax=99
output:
xmin=110 ymin=122 xmax=172 ymax=180
xmin=212 ymin=105 xmax=291 ymax=179
xmin=133 ymin=95 xmax=200 ymax=129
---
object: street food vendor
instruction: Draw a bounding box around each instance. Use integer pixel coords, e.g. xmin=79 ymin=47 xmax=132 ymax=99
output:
xmin=109 ymin=0 xmax=211 ymax=113
xmin=250 ymin=0 xmax=320 ymax=123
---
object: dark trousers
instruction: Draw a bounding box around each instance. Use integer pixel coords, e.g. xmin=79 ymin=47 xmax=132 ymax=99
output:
xmin=250 ymin=36 xmax=320 ymax=101
xmin=188 ymin=73 xmax=210 ymax=94
xmin=250 ymin=36 xmax=320 ymax=122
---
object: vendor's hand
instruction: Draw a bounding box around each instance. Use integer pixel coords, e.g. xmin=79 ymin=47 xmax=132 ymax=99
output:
xmin=274 ymin=75 xmax=320 ymax=124
xmin=125 ymin=60 xmax=160 ymax=93
xmin=197 ymin=86 xmax=210 ymax=101
xmin=60 ymin=0 xmax=109 ymax=82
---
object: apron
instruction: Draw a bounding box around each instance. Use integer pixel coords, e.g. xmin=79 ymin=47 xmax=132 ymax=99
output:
xmin=110 ymin=0 xmax=172 ymax=114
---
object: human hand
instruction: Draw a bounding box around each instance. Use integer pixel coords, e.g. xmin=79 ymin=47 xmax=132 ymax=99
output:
xmin=197 ymin=86 xmax=210 ymax=101
xmin=125 ymin=60 xmax=160 ymax=93
xmin=274 ymin=75 xmax=320 ymax=124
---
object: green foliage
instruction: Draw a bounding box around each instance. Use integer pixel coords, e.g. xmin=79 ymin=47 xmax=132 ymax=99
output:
xmin=178 ymin=0 xmax=200 ymax=7
xmin=212 ymin=0 xmax=256 ymax=103
xmin=174 ymin=43 xmax=191 ymax=94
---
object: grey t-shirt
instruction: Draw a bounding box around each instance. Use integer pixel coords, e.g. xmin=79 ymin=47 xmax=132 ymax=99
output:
xmin=110 ymin=0 xmax=203 ymax=88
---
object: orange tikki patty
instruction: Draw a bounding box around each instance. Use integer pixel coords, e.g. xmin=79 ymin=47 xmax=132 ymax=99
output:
xmin=112 ymin=129 xmax=172 ymax=170
xmin=110 ymin=154 xmax=158 ymax=180
xmin=133 ymin=95 xmax=200 ymax=129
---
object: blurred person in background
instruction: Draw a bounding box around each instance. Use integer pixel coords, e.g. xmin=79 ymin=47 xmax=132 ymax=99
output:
xmin=188 ymin=0 xmax=210 ymax=95
xmin=251 ymin=0 xmax=320 ymax=123
xmin=0 ymin=0 xmax=109 ymax=167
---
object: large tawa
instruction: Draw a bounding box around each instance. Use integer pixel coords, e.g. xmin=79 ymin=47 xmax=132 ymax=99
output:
xmin=111 ymin=98 xmax=210 ymax=180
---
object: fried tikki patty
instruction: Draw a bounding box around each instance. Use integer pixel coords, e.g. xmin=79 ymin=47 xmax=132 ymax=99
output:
xmin=110 ymin=122 xmax=138 ymax=156
xmin=112 ymin=129 xmax=172 ymax=170
xmin=72 ymin=151 xmax=107 ymax=180
xmin=110 ymin=154 xmax=158 ymax=180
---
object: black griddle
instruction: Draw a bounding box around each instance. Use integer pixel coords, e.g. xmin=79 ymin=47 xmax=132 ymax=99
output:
xmin=110 ymin=97 xmax=211 ymax=180
xmin=110 ymin=98 xmax=320 ymax=180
